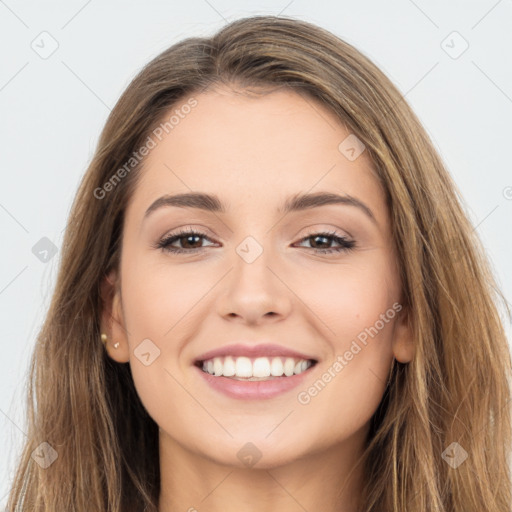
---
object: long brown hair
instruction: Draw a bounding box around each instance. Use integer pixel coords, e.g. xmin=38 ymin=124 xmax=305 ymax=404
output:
xmin=7 ymin=14 xmax=511 ymax=511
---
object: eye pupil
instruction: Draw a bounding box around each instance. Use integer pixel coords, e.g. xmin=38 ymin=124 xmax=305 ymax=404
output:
xmin=311 ymin=235 xmax=329 ymax=248
xmin=182 ymin=234 xmax=201 ymax=248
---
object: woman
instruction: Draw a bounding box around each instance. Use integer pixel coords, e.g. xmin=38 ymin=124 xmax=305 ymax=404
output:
xmin=7 ymin=14 xmax=511 ymax=512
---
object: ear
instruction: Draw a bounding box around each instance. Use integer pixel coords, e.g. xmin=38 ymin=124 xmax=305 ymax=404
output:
xmin=391 ymin=304 xmax=415 ymax=363
xmin=99 ymin=269 xmax=130 ymax=363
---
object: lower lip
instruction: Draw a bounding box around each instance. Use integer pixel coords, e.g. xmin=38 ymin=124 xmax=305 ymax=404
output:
xmin=194 ymin=363 xmax=316 ymax=400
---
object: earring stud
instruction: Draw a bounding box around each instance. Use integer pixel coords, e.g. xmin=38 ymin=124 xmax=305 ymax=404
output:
xmin=100 ymin=333 xmax=119 ymax=349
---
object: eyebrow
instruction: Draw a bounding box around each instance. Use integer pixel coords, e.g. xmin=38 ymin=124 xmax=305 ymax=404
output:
xmin=143 ymin=191 xmax=376 ymax=224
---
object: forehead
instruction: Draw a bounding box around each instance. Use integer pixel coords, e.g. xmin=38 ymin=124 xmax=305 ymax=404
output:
xmin=127 ymin=87 xmax=387 ymax=225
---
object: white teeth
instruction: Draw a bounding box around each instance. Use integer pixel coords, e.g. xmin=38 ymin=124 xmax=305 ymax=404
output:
xmin=235 ymin=356 xmax=252 ymax=377
xmin=223 ymin=356 xmax=235 ymax=377
xmin=284 ymin=358 xmax=295 ymax=376
xmin=213 ymin=357 xmax=223 ymax=376
xmin=200 ymin=355 xmax=314 ymax=379
xmin=270 ymin=357 xmax=284 ymax=377
xmin=253 ymin=357 xmax=271 ymax=378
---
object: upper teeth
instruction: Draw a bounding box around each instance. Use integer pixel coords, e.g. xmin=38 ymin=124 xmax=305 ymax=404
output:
xmin=201 ymin=356 xmax=313 ymax=378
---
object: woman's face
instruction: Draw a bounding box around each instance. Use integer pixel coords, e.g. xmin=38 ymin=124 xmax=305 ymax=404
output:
xmin=103 ymin=86 xmax=413 ymax=469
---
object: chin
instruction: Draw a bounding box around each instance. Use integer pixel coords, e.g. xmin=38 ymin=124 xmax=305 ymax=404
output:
xmin=198 ymin=434 xmax=308 ymax=470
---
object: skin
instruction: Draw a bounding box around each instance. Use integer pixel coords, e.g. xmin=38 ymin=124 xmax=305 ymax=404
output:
xmin=100 ymin=85 xmax=415 ymax=512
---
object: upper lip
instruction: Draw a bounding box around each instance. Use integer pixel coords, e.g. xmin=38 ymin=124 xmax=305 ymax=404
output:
xmin=194 ymin=343 xmax=318 ymax=363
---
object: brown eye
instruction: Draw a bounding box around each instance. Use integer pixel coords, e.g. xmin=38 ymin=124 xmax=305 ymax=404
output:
xmin=294 ymin=231 xmax=356 ymax=254
xmin=157 ymin=229 xmax=215 ymax=254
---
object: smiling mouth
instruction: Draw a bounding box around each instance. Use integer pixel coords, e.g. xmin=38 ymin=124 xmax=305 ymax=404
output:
xmin=194 ymin=355 xmax=318 ymax=380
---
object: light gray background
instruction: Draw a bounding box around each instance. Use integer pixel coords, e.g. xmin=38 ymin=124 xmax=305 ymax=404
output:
xmin=1 ymin=0 xmax=511 ymax=506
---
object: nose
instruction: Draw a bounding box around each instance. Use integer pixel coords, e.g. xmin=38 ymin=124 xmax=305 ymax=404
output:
xmin=215 ymin=245 xmax=293 ymax=325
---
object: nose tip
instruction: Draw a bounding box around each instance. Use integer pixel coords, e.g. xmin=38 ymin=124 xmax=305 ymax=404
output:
xmin=216 ymin=250 xmax=294 ymax=325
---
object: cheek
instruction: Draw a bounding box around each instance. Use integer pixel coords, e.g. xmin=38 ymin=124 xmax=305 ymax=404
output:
xmin=294 ymin=262 xmax=397 ymax=423
xmin=299 ymin=259 xmax=398 ymax=349
xmin=117 ymin=255 xmax=186 ymax=411
xmin=121 ymin=255 xmax=200 ymax=339
xmin=119 ymin=252 xmax=221 ymax=411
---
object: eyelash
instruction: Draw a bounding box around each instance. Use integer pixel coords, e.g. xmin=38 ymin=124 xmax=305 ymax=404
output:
xmin=155 ymin=228 xmax=356 ymax=255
